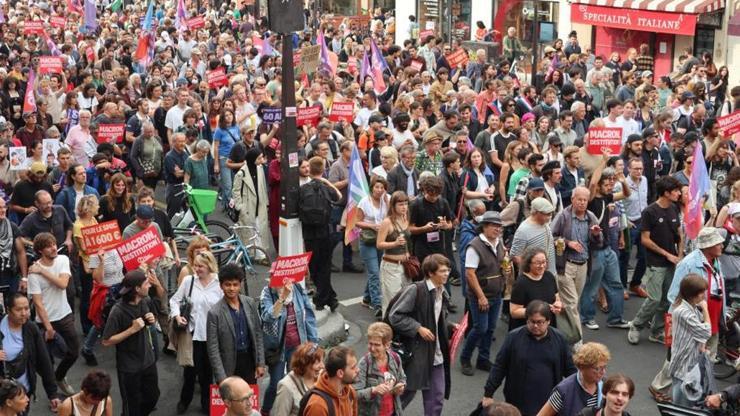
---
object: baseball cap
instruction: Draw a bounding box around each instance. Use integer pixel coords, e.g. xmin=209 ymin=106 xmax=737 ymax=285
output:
xmin=30 ymin=161 xmax=47 ymax=175
xmin=642 ymin=127 xmax=658 ymax=139
xmin=527 ymin=177 xmax=545 ymax=191
xmin=680 ymin=91 xmax=696 ymax=102
xmin=136 ymin=205 xmax=154 ymax=220
xmin=531 ymin=197 xmax=555 ymax=214
xmin=626 ymin=134 xmax=643 ymax=144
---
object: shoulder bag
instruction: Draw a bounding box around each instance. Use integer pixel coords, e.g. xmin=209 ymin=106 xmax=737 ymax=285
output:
xmin=176 ymin=276 xmax=196 ymax=330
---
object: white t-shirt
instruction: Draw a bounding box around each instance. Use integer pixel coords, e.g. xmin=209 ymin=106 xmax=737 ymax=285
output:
xmin=392 ymin=129 xmax=417 ymax=149
xmin=165 ymin=105 xmax=191 ymax=133
xmin=616 ymin=116 xmax=640 ymax=144
xmin=357 ymin=195 xmax=388 ymax=225
xmin=28 ymin=255 xmax=73 ymax=323
xmin=88 ymin=250 xmax=125 ymax=287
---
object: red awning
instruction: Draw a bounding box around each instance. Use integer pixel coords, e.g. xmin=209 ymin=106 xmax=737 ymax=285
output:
xmin=570 ymin=0 xmax=724 ymax=14
xmin=571 ymin=3 xmax=699 ymax=35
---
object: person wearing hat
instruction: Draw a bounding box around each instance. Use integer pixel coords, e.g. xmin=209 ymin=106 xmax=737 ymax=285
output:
xmin=366 ymin=129 xmax=389 ymax=173
xmin=415 ymin=132 xmax=444 ymax=176
xmin=512 ymin=153 xmax=546 ymax=201
xmin=122 ymin=205 xmax=163 ymax=241
xmin=509 ymin=197 xmax=558 ymax=275
xmin=101 ymin=270 xmax=160 ymax=415
xmin=544 ymin=134 xmax=564 ymax=166
xmin=460 ymin=211 xmax=508 ymax=376
xmin=674 ymin=91 xmax=696 ymax=125
xmin=10 ymin=161 xmax=54 ymax=223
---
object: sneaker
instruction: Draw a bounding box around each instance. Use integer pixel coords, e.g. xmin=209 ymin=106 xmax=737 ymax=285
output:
xmin=360 ymin=298 xmax=372 ymax=308
xmin=607 ymin=319 xmax=630 ymax=329
xmin=627 ymin=323 xmax=640 ymax=345
xmin=648 ymin=334 xmax=665 ymax=345
xmin=476 ymin=361 xmax=493 ymax=372
xmin=584 ymin=320 xmax=600 ymax=330
xmin=460 ymin=360 xmax=475 ymax=376
xmin=56 ymin=378 xmax=75 ymax=396
xmin=81 ymin=349 xmax=98 ymax=366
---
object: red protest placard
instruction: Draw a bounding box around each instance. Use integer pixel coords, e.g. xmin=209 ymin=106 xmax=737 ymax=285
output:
xmin=186 ymin=16 xmax=205 ymax=29
xmin=24 ymin=21 xmax=46 ymax=35
xmin=587 ymin=127 xmax=623 ymax=155
xmin=97 ymin=124 xmax=125 ymax=144
xmin=328 ymin=102 xmax=354 ymax=123
xmin=296 ymin=106 xmax=321 ymax=128
xmin=268 ymin=252 xmax=313 ymax=288
xmin=419 ymin=30 xmax=434 ymax=41
xmin=449 ymin=312 xmax=469 ymax=362
xmin=718 ymin=110 xmax=740 ymax=138
xmin=50 ymin=16 xmax=67 ymax=28
xmin=207 ymin=68 xmax=229 ymax=89
xmin=210 ymin=384 xmax=259 ymax=414
xmin=38 ymin=56 xmax=64 ymax=75
xmin=445 ymin=49 xmax=469 ymax=68
xmin=409 ymin=60 xmax=423 ymax=72
xmin=115 ymin=226 xmax=166 ymax=271
xmin=81 ymin=221 xmax=123 ymax=253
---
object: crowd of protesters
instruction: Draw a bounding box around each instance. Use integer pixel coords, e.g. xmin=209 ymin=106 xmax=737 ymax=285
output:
xmin=0 ymin=0 xmax=738 ymax=415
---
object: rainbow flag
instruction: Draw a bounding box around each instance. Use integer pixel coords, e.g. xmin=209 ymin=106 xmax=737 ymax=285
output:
xmin=343 ymin=144 xmax=370 ymax=245
xmin=685 ymin=143 xmax=710 ymax=240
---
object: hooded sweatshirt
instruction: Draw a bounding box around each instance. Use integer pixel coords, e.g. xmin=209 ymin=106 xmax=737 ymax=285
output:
xmin=303 ymin=371 xmax=358 ymax=416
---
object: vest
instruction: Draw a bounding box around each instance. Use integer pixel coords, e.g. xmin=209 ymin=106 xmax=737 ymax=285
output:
xmin=467 ymin=236 xmax=505 ymax=299
xmin=555 ymin=373 xmax=600 ymax=416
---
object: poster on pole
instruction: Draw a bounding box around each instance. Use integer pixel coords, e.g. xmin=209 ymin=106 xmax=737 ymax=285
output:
xmin=587 ymin=127 xmax=623 ymax=155
xmin=115 ymin=226 xmax=166 ymax=271
xmin=295 ymin=44 xmax=320 ymax=75
xmin=268 ymin=252 xmax=312 ymax=288
xmin=262 ymin=108 xmax=282 ymax=123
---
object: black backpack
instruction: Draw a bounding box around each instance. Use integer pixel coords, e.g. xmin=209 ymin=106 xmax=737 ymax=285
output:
xmin=382 ymin=282 xmax=424 ymax=366
xmin=297 ymin=388 xmax=335 ymax=416
xmin=298 ymin=180 xmax=332 ymax=226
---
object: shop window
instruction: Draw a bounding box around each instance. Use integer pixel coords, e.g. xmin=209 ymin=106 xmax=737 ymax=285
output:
xmin=323 ymin=0 xmax=357 ymax=16
xmin=419 ymin=0 xmax=442 ymax=34
xmin=694 ymin=27 xmax=715 ymax=58
xmin=451 ymin=0 xmax=471 ymax=40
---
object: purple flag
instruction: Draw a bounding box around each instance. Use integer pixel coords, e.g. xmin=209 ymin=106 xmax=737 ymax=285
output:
xmin=83 ymin=0 xmax=97 ymax=33
xmin=262 ymin=34 xmax=273 ymax=57
xmin=317 ymin=30 xmax=333 ymax=78
xmin=370 ymin=39 xmax=390 ymax=74
xmin=359 ymin=49 xmax=370 ymax=82
xmin=45 ymin=35 xmax=62 ymax=56
xmin=175 ymin=0 xmax=187 ymax=31
xmin=685 ymin=143 xmax=711 ymax=239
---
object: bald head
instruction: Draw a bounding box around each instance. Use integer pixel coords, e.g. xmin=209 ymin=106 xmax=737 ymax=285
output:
xmin=219 ymin=376 xmax=253 ymax=416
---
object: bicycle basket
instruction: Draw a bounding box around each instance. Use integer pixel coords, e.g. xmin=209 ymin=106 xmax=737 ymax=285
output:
xmin=190 ymin=189 xmax=218 ymax=215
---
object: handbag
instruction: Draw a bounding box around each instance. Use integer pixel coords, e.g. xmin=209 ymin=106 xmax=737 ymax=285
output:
xmin=139 ymin=158 xmax=158 ymax=178
xmin=177 ymin=276 xmax=196 ymax=330
xmin=360 ymin=228 xmax=377 ymax=245
xmin=401 ymin=256 xmax=422 ymax=282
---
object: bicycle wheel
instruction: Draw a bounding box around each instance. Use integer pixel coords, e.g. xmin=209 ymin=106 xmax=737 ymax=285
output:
xmin=204 ymin=219 xmax=232 ymax=243
xmin=714 ymin=345 xmax=738 ymax=380
xmin=242 ymin=246 xmax=272 ymax=297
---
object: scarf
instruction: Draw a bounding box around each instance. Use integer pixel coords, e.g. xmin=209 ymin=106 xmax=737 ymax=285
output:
xmin=0 ymin=218 xmax=12 ymax=270
xmin=400 ymin=163 xmax=415 ymax=197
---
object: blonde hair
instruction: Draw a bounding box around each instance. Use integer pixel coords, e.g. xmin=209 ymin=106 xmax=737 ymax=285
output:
xmin=379 ymin=145 xmax=398 ymax=165
xmin=367 ymin=322 xmax=393 ymax=344
xmin=573 ymin=342 xmax=611 ymax=369
xmin=76 ymin=195 xmax=99 ymax=218
xmin=192 ymin=251 xmax=218 ymax=274
xmin=731 ymin=179 xmax=740 ymax=201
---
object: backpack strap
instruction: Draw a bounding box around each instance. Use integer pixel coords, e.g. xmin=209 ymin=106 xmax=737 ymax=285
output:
xmin=298 ymin=388 xmax=335 ymax=416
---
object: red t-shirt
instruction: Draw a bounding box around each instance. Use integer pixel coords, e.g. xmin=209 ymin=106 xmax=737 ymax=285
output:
xmin=377 ymin=362 xmax=394 ymax=416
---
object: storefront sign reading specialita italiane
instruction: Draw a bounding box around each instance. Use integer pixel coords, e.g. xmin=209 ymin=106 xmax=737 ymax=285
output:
xmin=570 ymin=4 xmax=697 ymax=36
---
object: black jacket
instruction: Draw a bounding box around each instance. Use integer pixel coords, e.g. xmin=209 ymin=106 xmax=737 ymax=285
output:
xmin=0 ymin=321 xmax=59 ymax=401
xmin=386 ymin=164 xmax=419 ymax=196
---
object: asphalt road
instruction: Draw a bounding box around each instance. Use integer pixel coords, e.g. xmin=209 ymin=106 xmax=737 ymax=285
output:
xmin=27 ymin=202 xmax=733 ymax=415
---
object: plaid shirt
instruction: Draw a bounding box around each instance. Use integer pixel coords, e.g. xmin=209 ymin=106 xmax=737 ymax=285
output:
xmin=636 ymin=55 xmax=654 ymax=72
xmin=514 ymin=174 xmax=532 ymax=200
xmin=415 ymin=149 xmax=443 ymax=176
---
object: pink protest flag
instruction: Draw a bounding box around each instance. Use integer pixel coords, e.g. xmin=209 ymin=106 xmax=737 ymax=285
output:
xmin=23 ymin=70 xmax=37 ymax=114
xmin=684 ymin=143 xmax=711 ymax=240
xmin=343 ymin=144 xmax=370 ymax=245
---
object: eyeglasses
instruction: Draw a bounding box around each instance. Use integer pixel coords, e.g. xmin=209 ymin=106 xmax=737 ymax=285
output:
xmin=527 ymin=319 xmax=548 ymax=326
xmin=228 ymin=393 xmax=254 ymax=404
xmin=531 ymin=260 xmax=547 ymax=266
xmin=591 ymin=365 xmax=608 ymax=373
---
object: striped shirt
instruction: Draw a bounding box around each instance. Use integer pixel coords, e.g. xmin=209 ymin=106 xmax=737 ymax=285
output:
xmin=547 ymin=373 xmax=599 ymax=412
xmin=669 ymin=300 xmax=711 ymax=381
xmin=510 ymin=219 xmax=557 ymax=275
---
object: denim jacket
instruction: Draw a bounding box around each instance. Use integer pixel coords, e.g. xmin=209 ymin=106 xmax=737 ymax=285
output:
xmin=54 ymin=185 xmax=100 ymax=221
xmin=668 ymin=249 xmax=725 ymax=311
xmin=259 ymin=284 xmax=319 ymax=351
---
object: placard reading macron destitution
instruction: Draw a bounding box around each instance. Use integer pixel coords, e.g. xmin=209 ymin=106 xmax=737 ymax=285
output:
xmin=268 ymin=252 xmax=313 ymax=288
xmin=587 ymin=127 xmax=623 ymax=155
xmin=115 ymin=226 xmax=165 ymax=271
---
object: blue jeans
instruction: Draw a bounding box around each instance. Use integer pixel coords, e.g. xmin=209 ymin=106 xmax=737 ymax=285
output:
xmin=261 ymin=346 xmax=296 ymax=413
xmin=82 ymin=326 xmax=99 ymax=354
xmin=461 ymin=296 xmax=502 ymax=364
xmin=360 ymin=242 xmax=382 ymax=309
xmin=579 ymin=248 xmax=625 ymax=324
xmin=218 ymin=157 xmax=232 ymax=202
xmin=671 ymin=377 xmax=696 ymax=408
xmin=619 ymin=224 xmax=647 ymax=287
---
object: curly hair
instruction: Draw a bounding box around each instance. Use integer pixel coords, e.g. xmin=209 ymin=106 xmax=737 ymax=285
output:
xmin=80 ymin=370 xmax=112 ymax=400
xmin=291 ymin=342 xmax=325 ymax=377
xmin=573 ymin=342 xmax=611 ymax=369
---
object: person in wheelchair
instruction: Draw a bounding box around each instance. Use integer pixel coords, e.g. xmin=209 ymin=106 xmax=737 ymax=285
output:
xmin=706 ymin=384 xmax=740 ymax=410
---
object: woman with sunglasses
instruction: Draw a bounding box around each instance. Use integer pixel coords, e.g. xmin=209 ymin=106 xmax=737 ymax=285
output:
xmin=0 ymin=379 xmax=29 ymax=416
xmin=272 ymin=342 xmax=325 ymax=416
xmin=58 ymin=370 xmax=113 ymax=416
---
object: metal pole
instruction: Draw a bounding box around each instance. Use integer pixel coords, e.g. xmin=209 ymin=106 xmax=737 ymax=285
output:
xmin=280 ymin=36 xmax=299 ymax=222
xmin=531 ymin=0 xmax=539 ymax=82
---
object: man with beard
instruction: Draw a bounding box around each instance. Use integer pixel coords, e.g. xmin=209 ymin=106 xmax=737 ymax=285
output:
xmin=473 ymin=114 xmax=499 ymax=161
xmin=19 ymin=190 xmax=73 ymax=253
xmin=489 ymin=113 xmax=517 ymax=176
xmin=16 ymin=112 xmax=45 ymax=150
xmin=10 ymin=162 xmax=55 ymax=223
xmin=532 ymin=87 xmax=559 ymax=123
xmin=620 ymin=134 xmax=643 ymax=172
xmin=391 ymin=112 xmax=416 ymax=149
xmin=301 ymin=346 xmax=359 ymax=416
xmin=458 ymin=104 xmax=481 ymax=141
xmin=515 ymin=86 xmax=538 ymax=118
xmin=560 ymin=146 xmax=584 ymax=208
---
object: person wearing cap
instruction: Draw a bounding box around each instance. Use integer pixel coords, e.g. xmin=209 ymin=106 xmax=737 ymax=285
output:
xmin=543 ymin=134 xmax=564 ymax=166
xmin=509 ymin=197 xmax=557 ymax=276
xmin=10 ymin=161 xmax=55 ymax=223
xmin=27 ymin=232 xmax=79 ymax=396
xmin=101 ymin=270 xmax=160 ymax=416
xmin=627 ymin=176 xmax=684 ymax=346
xmin=579 ymin=156 xmax=631 ymax=331
xmin=415 ymin=133 xmax=444 ymax=176
xmin=674 ymin=91 xmax=696 ymax=124
xmin=122 ymin=205 xmax=163 ymax=242
xmin=460 ymin=211 xmax=508 ymax=376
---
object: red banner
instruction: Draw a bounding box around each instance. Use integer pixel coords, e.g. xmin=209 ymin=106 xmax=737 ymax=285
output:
xmin=81 ymin=221 xmax=123 ymax=253
xmin=186 ymin=16 xmax=205 ymax=29
xmin=296 ymin=105 xmax=321 ymax=128
xmin=409 ymin=61 xmax=423 ymax=73
xmin=50 ymin=16 xmax=67 ymax=28
xmin=38 ymin=56 xmax=64 ymax=75
xmin=207 ymin=68 xmax=229 ymax=89
xmin=445 ymin=49 xmax=469 ymax=68
xmin=419 ymin=29 xmax=434 ymax=41
xmin=210 ymin=384 xmax=259 ymax=414
xmin=268 ymin=252 xmax=312 ymax=288
xmin=97 ymin=123 xmax=125 ymax=144
xmin=571 ymin=4 xmax=696 ymax=36
xmin=115 ymin=226 xmax=166 ymax=271
xmin=449 ymin=312 xmax=469 ymax=362
xmin=23 ymin=21 xmax=46 ymax=35
xmin=587 ymin=127 xmax=623 ymax=155
xmin=718 ymin=110 xmax=740 ymax=138
xmin=328 ymin=102 xmax=354 ymax=123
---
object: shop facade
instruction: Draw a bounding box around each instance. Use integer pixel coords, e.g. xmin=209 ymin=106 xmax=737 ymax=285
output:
xmin=569 ymin=0 xmax=726 ymax=78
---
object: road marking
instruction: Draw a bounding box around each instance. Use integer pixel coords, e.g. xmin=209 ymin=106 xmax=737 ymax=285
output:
xmin=339 ymin=296 xmax=364 ymax=306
